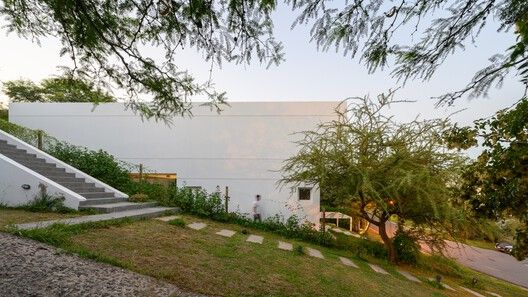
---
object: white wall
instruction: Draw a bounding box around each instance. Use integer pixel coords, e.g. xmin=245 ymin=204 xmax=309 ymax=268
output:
xmin=9 ymin=102 xmax=339 ymax=225
xmin=0 ymin=154 xmax=85 ymax=209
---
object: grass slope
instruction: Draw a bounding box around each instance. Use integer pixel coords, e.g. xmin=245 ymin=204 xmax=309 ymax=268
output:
xmin=3 ymin=210 xmax=526 ymax=297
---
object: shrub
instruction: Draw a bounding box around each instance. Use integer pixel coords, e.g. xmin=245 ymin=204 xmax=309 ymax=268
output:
xmin=334 ymin=233 xmax=387 ymax=259
xmin=21 ymin=192 xmax=74 ymax=213
xmin=129 ymin=193 xmax=149 ymax=202
xmin=47 ymin=142 xmax=132 ymax=190
xmin=168 ymin=218 xmax=186 ymax=227
xmin=294 ymin=245 xmax=304 ymax=255
xmin=124 ymin=180 xmax=170 ymax=201
xmin=393 ymin=230 xmax=420 ymax=264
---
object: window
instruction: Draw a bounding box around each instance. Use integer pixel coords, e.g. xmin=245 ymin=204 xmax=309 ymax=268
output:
xmin=298 ymin=187 xmax=312 ymax=200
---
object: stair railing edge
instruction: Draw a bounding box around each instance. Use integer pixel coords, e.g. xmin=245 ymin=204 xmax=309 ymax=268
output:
xmin=0 ymin=129 xmax=129 ymax=199
xmin=0 ymin=153 xmax=87 ymax=209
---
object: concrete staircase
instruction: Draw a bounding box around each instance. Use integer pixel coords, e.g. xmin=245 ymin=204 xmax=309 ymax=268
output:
xmin=0 ymin=139 xmax=173 ymax=218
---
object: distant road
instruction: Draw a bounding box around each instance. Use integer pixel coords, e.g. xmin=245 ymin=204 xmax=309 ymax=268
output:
xmin=428 ymin=241 xmax=528 ymax=289
xmin=370 ymin=222 xmax=528 ymax=288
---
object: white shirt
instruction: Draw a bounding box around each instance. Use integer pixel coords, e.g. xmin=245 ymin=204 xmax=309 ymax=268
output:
xmin=252 ymin=200 xmax=261 ymax=215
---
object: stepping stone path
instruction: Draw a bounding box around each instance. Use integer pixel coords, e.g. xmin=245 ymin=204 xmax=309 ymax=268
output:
xmin=427 ymin=278 xmax=455 ymax=291
xmin=368 ymin=263 xmax=389 ymax=275
xmin=460 ymin=287 xmax=486 ymax=297
xmin=486 ymin=291 xmax=503 ymax=297
xmin=339 ymin=257 xmax=358 ymax=268
xmin=156 ymin=215 xmax=181 ymax=222
xmin=216 ymin=229 xmax=236 ymax=237
xmin=278 ymin=241 xmax=293 ymax=251
xmin=187 ymin=222 xmax=207 ymax=230
xmin=397 ymin=270 xmax=421 ymax=283
xmin=331 ymin=228 xmax=343 ymax=233
xmin=306 ymin=247 xmax=324 ymax=259
xmin=246 ymin=235 xmax=264 ymax=244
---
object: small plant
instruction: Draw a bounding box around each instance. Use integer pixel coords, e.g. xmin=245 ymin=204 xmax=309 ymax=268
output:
xmin=129 ymin=193 xmax=148 ymax=202
xmin=425 ymin=278 xmax=444 ymax=290
xmin=21 ymin=185 xmax=74 ymax=213
xmin=168 ymin=218 xmax=186 ymax=227
xmin=294 ymin=245 xmax=304 ymax=255
xmin=241 ymin=229 xmax=249 ymax=235
xmin=393 ymin=230 xmax=420 ymax=264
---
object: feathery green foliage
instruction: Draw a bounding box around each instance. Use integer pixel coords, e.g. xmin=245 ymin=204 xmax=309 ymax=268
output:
xmin=446 ymin=97 xmax=528 ymax=260
xmin=281 ymin=92 xmax=467 ymax=262
xmin=0 ymin=0 xmax=283 ymax=119
xmin=3 ymin=75 xmax=115 ymax=103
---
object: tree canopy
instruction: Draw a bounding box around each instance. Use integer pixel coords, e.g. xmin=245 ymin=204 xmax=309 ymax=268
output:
xmin=281 ymin=93 xmax=467 ymax=262
xmin=0 ymin=0 xmax=526 ymax=118
xmin=2 ymin=75 xmax=115 ymax=103
xmin=446 ymin=97 xmax=528 ymax=260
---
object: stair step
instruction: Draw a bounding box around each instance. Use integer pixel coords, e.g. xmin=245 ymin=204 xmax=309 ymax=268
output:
xmin=79 ymin=202 xmax=158 ymax=213
xmin=70 ymin=186 xmax=106 ymax=193
xmin=49 ymin=177 xmax=86 ymax=183
xmin=0 ymin=151 xmax=37 ymax=158
xmin=79 ymin=197 xmax=129 ymax=206
xmin=79 ymin=192 xmax=115 ymax=199
xmin=33 ymin=169 xmax=71 ymax=177
xmin=14 ymin=207 xmax=179 ymax=230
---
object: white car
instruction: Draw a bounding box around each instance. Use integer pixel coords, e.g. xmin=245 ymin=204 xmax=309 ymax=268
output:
xmin=495 ymin=242 xmax=513 ymax=254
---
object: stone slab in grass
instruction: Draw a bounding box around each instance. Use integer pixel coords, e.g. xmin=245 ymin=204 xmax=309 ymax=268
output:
xmin=427 ymin=278 xmax=455 ymax=291
xmin=460 ymin=287 xmax=486 ymax=297
xmin=306 ymin=247 xmax=324 ymax=259
xmin=331 ymin=228 xmax=343 ymax=233
xmin=216 ymin=229 xmax=236 ymax=237
xmin=485 ymin=291 xmax=503 ymax=297
xmin=368 ymin=263 xmax=389 ymax=275
xmin=187 ymin=222 xmax=207 ymax=230
xmin=156 ymin=215 xmax=181 ymax=222
xmin=278 ymin=241 xmax=293 ymax=251
xmin=246 ymin=235 xmax=264 ymax=244
xmin=339 ymin=257 xmax=358 ymax=268
xmin=397 ymin=270 xmax=421 ymax=282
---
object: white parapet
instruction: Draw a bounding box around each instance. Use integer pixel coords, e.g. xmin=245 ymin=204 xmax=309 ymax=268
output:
xmin=0 ymin=128 xmax=128 ymax=199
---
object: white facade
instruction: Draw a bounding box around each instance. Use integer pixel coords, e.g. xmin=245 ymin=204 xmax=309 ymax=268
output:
xmin=9 ymin=102 xmax=339 ymax=225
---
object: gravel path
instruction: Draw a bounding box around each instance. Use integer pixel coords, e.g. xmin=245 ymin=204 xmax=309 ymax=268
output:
xmin=0 ymin=232 xmax=208 ymax=297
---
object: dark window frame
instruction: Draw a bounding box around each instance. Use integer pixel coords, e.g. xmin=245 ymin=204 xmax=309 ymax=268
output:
xmin=298 ymin=187 xmax=312 ymax=201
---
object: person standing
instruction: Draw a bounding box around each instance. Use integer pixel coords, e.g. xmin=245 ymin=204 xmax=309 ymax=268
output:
xmin=253 ymin=195 xmax=262 ymax=222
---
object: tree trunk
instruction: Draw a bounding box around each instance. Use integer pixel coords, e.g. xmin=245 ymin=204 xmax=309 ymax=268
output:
xmin=378 ymin=218 xmax=397 ymax=263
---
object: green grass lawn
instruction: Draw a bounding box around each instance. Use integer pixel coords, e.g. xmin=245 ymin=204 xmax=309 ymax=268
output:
xmin=45 ymin=214 xmax=523 ymax=297
xmin=3 ymin=209 xmax=526 ymax=296
xmin=0 ymin=208 xmax=80 ymax=231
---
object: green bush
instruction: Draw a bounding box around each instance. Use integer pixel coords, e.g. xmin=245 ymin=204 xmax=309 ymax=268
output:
xmin=124 ymin=180 xmax=169 ymax=201
xmin=129 ymin=193 xmax=149 ymax=202
xmin=0 ymin=108 xmax=8 ymax=121
xmin=334 ymin=233 xmax=387 ymax=259
xmin=47 ymin=142 xmax=132 ymax=190
xmin=168 ymin=218 xmax=186 ymax=227
xmin=393 ymin=230 xmax=420 ymax=264
xmin=294 ymin=245 xmax=304 ymax=255
xmin=21 ymin=191 xmax=74 ymax=214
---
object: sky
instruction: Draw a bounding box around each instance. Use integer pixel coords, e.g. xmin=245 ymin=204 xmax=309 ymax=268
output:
xmin=0 ymin=4 xmax=525 ymax=129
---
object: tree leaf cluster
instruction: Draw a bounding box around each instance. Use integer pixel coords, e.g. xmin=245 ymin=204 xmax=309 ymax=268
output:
xmin=2 ymin=75 xmax=115 ymax=103
xmin=447 ymin=97 xmax=528 ymax=260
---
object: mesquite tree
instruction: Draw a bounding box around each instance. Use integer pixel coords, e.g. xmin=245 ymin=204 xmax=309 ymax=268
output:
xmin=1 ymin=1 xmax=526 ymax=119
xmin=281 ymin=92 xmax=466 ymax=262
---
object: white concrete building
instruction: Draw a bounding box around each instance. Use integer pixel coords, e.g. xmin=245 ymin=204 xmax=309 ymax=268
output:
xmin=9 ymin=101 xmax=339 ymax=225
